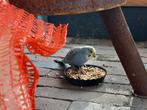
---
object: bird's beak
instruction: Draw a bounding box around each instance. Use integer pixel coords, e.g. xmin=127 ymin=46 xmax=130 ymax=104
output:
xmin=92 ymin=52 xmax=97 ymax=58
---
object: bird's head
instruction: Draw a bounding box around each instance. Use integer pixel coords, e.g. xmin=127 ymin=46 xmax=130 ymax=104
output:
xmin=81 ymin=46 xmax=96 ymax=59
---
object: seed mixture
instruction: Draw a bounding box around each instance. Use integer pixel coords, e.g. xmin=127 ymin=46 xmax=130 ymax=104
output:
xmin=65 ymin=66 xmax=106 ymax=80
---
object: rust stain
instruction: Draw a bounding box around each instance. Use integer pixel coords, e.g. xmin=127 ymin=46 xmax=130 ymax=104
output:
xmin=9 ymin=0 xmax=126 ymax=15
xmin=127 ymin=0 xmax=147 ymax=6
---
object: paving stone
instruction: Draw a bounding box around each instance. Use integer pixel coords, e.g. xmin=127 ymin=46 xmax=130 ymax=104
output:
xmin=25 ymin=41 xmax=147 ymax=110
xmin=28 ymin=56 xmax=126 ymax=75
xmin=36 ymin=87 xmax=130 ymax=106
xmin=38 ymin=68 xmax=130 ymax=85
xmin=38 ymin=77 xmax=132 ymax=95
xmin=144 ymin=64 xmax=147 ymax=68
xmin=129 ymin=97 xmax=147 ymax=109
xmin=55 ymin=46 xmax=147 ymax=63
xmin=26 ymin=45 xmax=147 ymax=66
xmin=68 ymin=101 xmax=131 ymax=110
xmin=36 ymin=97 xmax=71 ymax=110
xmin=105 ymin=75 xmax=130 ymax=85
xmin=38 ymin=68 xmax=50 ymax=76
xmin=28 ymin=54 xmax=147 ymax=77
xmin=66 ymin=38 xmax=147 ymax=49
xmin=35 ymin=59 xmax=146 ymax=77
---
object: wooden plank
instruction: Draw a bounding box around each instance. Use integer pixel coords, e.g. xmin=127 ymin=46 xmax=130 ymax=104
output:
xmin=36 ymin=87 xmax=130 ymax=106
xmin=126 ymin=0 xmax=147 ymax=6
xmin=36 ymin=97 xmax=71 ymax=110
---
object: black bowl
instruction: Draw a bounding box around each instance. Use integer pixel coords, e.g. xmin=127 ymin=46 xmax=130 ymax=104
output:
xmin=64 ymin=65 xmax=107 ymax=86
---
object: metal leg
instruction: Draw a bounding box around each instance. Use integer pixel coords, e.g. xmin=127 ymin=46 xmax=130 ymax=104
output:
xmin=100 ymin=7 xmax=147 ymax=97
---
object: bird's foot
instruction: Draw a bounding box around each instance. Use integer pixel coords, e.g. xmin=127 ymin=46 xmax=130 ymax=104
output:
xmin=83 ymin=64 xmax=86 ymax=67
xmin=72 ymin=65 xmax=80 ymax=71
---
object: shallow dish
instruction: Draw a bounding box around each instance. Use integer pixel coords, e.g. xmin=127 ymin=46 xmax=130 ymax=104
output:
xmin=64 ymin=65 xmax=107 ymax=86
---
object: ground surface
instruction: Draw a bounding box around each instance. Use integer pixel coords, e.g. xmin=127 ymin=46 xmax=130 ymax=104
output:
xmin=26 ymin=38 xmax=147 ymax=110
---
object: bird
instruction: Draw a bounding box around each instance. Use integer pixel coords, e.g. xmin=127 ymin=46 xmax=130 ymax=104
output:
xmin=54 ymin=46 xmax=96 ymax=69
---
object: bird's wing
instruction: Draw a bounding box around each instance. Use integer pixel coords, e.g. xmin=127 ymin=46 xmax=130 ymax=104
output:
xmin=63 ymin=48 xmax=81 ymax=63
xmin=71 ymin=53 xmax=87 ymax=67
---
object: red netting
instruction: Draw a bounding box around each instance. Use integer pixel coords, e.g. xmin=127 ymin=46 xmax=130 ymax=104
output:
xmin=0 ymin=1 xmax=68 ymax=110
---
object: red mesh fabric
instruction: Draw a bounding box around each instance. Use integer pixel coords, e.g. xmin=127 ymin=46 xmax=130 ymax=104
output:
xmin=0 ymin=1 xmax=68 ymax=110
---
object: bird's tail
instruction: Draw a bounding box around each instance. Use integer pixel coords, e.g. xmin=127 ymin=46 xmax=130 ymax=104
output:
xmin=54 ymin=59 xmax=65 ymax=66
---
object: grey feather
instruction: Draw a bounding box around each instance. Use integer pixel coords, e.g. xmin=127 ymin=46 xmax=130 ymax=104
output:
xmin=54 ymin=46 xmax=96 ymax=68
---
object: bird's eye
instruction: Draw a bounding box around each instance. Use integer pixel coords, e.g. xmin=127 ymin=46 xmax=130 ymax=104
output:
xmin=89 ymin=49 xmax=93 ymax=53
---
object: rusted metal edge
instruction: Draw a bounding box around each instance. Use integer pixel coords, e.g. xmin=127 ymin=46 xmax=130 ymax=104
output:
xmin=100 ymin=7 xmax=147 ymax=97
xmin=126 ymin=0 xmax=147 ymax=7
xmin=9 ymin=0 xmax=127 ymax=15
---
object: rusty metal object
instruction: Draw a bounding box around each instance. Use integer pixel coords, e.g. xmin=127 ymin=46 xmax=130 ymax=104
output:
xmin=9 ymin=0 xmax=126 ymax=15
xmin=100 ymin=7 xmax=147 ymax=97
xmin=8 ymin=0 xmax=147 ymax=97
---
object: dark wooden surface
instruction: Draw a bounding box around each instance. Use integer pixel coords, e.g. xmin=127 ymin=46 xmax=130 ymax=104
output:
xmin=25 ymin=39 xmax=147 ymax=110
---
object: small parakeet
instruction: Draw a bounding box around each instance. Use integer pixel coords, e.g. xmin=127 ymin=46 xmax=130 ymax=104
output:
xmin=54 ymin=46 xmax=96 ymax=68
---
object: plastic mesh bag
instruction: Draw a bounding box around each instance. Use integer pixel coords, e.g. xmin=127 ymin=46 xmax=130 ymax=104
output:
xmin=0 ymin=1 xmax=68 ymax=110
